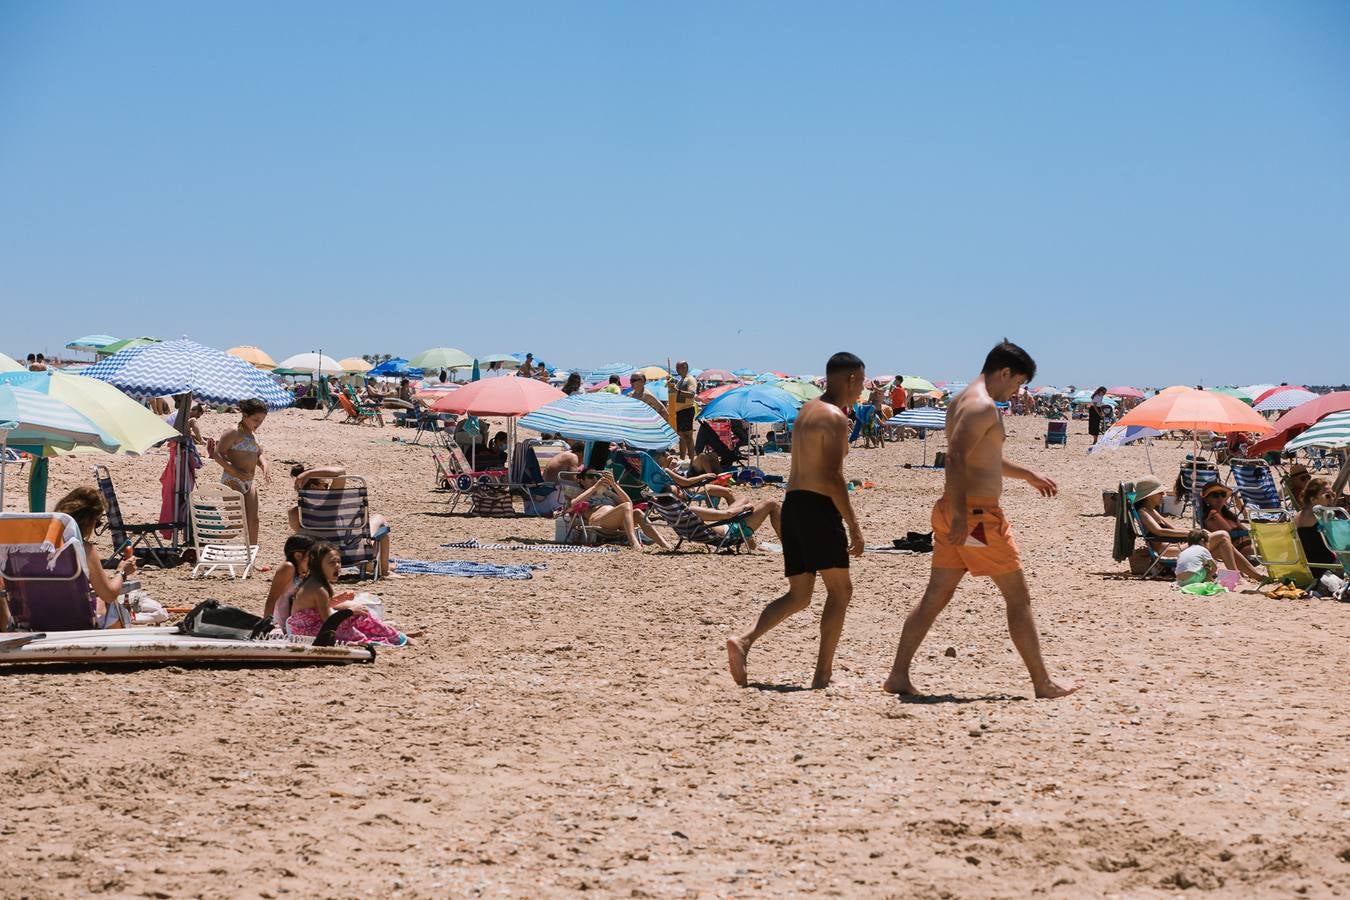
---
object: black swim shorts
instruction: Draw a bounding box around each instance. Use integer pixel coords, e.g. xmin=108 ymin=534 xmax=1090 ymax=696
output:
xmin=781 ymin=489 xmax=849 ymax=577
xmin=676 ymin=407 xmax=695 ymax=432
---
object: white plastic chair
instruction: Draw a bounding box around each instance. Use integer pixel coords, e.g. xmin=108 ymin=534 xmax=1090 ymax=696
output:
xmin=189 ymin=483 xmax=257 ymax=579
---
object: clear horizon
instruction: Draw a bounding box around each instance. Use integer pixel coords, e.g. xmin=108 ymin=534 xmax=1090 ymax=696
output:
xmin=3 ymin=2 xmax=1347 ymax=386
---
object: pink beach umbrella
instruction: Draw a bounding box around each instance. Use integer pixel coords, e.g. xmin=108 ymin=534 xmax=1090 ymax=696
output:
xmin=1107 ymin=386 xmax=1144 ymax=399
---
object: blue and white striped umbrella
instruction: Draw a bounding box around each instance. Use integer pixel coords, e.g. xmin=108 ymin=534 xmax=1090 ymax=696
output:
xmin=1252 ymin=389 xmax=1318 ymax=414
xmin=84 ymin=338 xmax=293 ymax=409
xmin=700 ymin=384 xmax=801 ymax=423
xmin=518 ymin=392 xmax=677 ymax=450
xmin=732 ymin=368 xmax=758 ymax=378
xmin=0 ymin=385 xmax=120 ymax=454
xmin=1087 ymin=424 xmax=1164 ymax=455
xmin=584 ymin=362 xmax=635 ymax=382
xmin=886 ymin=408 xmax=946 ymax=431
xmin=65 ymin=334 xmax=119 ymax=350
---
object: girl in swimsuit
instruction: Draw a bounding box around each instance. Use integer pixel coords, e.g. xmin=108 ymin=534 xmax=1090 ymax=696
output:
xmin=263 ymin=534 xmax=315 ymax=632
xmin=213 ymin=398 xmax=269 ymax=546
xmin=288 ymin=542 xmax=406 ymax=646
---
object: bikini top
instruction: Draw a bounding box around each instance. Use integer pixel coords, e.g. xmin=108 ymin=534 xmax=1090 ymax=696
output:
xmin=231 ymin=431 xmax=260 ymax=455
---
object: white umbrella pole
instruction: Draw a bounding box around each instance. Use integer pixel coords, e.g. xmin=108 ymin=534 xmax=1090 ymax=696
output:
xmin=0 ymin=434 xmax=7 ymax=509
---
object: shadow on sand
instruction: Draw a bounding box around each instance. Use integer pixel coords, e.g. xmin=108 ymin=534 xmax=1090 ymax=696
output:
xmin=892 ymin=692 xmax=1026 ymax=705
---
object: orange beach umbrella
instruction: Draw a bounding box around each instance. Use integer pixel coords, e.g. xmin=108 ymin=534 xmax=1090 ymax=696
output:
xmin=1115 ymin=388 xmax=1272 ymax=435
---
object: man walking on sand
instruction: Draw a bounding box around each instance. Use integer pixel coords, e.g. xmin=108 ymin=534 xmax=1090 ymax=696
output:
xmin=727 ymin=352 xmax=866 ymax=689
xmin=883 ymin=340 xmax=1078 ymax=700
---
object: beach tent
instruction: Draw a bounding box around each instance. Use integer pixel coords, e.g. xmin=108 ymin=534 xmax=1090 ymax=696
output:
xmin=227 ymin=346 xmax=277 ymax=370
xmin=518 ymin=392 xmax=678 ymax=450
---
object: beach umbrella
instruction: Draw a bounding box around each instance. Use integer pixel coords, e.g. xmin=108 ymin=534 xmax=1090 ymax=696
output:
xmin=1210 ymin=387 xmax=1253 ymax=404
xmin=368 ymin=358 xmax=411 ymax=377
xmin=98 ymin=336 xmax=161 ymax=356
xmin=697 ymin=369 xmax=737 ymax=384
xmin=480 ymin=353 xmax=522 ymax=367
xmin=430 ymin=377 xmax=563 ymax=417
xmin=1252 ymin=385 xmax=1309 ymax=407
xmin=410 ymin=347 xmax=474 ymax=371
xmin=942 ymin=382 xmax=969 ymax=396
xmin=731 ymin=368 xmax=757 ymax=378
xmin=414 ymin=383 xmax=459 ymax=402
xmin=518 ymin=392 xmax=678 ymax=450
xmin=776 ymin=379 xmax=823 ymax=403
xmin=635 ymin=365 xmax=669 ymax=380
xmin=900 ymin=376 xmax=938 ymax=393
xmin=1240 ymin=384 xmax=1278 ymax=402
xmin=887 ymin=408 xmax=946 ymax=466
xmin=753 ymin=372 xmax=783 ymax=384
xmin=1107 ymin=386 xmax=1144 ymax=399
xmin=1247 ymin=392 xmax=1350 ymax=456
xmin=1285 ymin=411 xmax=1350 ymax=452
xmin=1087 ymin=424 xmax=1165 ymax=472
xmin=697 ymin=383 xmax=739 ymax=404
xmin=276 ymin=352 xmax=343 ymax=376
xmin=65 ymin=334 xmax=119 ymax=351
xmin=0 ymin=353 xmax=22 ymax=373
xmin=0 ymin=371 xmax=177 ymax=457
xmin=0 ymin=385 xmax=120 ymax=501
xmin=642 ymin=380 xmax=669 ymax=401
xmin=86 ymin=338 xmax=294 ymax=409
xmin=1157 ymin=385 xmax=1192 ymax=395
xmin=1253 ymin=389 xmax=1318 ymax=414
xmin=585 ymin=362 xmax=635 ymax=382
xmin=227 ymin=345 xmax=278 ymax=370
xmin=1116 ymin=388 xmax=1273 ymax=487
xmin=339 ymin=357 xmax=373 ymax=374
xmin=700 ymin=384 xmax=801 ymax=424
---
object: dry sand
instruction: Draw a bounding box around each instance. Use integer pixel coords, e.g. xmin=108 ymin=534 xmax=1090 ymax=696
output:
xmin=2 ymin=408 xmax=1347 ymax=897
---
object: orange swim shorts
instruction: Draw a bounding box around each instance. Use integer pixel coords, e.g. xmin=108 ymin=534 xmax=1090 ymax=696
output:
xmin=930 ymin=495 xmax=1022 ymax=577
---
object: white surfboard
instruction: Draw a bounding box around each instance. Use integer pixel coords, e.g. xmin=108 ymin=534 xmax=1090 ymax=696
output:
xmin=0 ymin=627 xmax=375 ymax=665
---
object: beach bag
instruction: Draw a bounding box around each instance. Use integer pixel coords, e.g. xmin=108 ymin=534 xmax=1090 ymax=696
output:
xmin=178 ymin=599 xmax=274 ymax=640
xmin=1128 ymin=548 xmax=1154 ymax=576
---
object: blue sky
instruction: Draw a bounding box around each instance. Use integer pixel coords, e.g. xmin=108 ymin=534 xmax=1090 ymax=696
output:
xmin=3 ymin=1 xmax=1347 ymax=386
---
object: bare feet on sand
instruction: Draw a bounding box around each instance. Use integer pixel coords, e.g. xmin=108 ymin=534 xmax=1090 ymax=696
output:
xmin=726 ymin=638 xmax=748 ymax=687
xmin=880 ymin=675 xmax=916 ymax=695
xmin=810 ymin=671 xmax=831 ymax=690
xmin=1034 ymin=678 xmax=1081 ymax=699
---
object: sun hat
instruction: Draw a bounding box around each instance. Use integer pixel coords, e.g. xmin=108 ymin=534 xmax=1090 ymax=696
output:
xmin=1201 ymin=482 xmax=1231 ymax=500
xmin=1287 ymin=463 xmax=1310 ymax=477
xmin=1133 ymin=477 xmax=1166 ymax=504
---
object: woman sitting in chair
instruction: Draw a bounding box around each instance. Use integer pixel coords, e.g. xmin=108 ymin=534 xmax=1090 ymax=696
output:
xmin=570 ymin=470 xmax=672 ymax=551
xmin=53 ymin=487 xmax=138 ymax=627
xmin=1295 ymin=479 xmax=1340 ymax=570
xmin=288 ymin=464 xmax=400 ymax=578
xmin=1132 ymin=477 xmax=1264 ymax=582
xmin=1199 ymin=482 xmax=1257 ymax=563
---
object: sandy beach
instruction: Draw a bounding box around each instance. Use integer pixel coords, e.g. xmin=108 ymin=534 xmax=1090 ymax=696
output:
xmin=2 ymin=409 xmax=1347 ymax=897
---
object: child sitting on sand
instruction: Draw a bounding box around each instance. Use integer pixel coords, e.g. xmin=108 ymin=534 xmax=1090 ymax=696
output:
xmin=288 ymin=542 xmax=407 ymax=646
xmin=262 ymin=534 xmax=314 ymax=632
xmin=1174 ymin=530 xmax=1217 ymax=586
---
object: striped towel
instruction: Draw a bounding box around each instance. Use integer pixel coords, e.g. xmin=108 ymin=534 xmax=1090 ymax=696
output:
xmin=391 ymin=558 xmax=540 ymax=579
xmin=440 ymin=539 xmax=620 ymax=555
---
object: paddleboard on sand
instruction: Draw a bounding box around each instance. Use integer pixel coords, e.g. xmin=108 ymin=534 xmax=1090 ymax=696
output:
xmin=0 ymin=627 xmax=375 ymax=665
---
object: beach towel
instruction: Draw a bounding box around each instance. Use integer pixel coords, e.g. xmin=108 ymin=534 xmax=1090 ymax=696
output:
xmin=390 ymin=558 xmax=541 ymax=579
xmin=440 ymin=539 xmax=620 ymax=555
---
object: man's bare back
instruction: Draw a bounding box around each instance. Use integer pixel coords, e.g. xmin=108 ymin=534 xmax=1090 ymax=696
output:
xmin=788 ymin=398 xmax=851 ymax=496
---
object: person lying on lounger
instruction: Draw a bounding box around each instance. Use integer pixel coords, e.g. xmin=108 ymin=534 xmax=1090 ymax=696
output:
xmin=651 ymin=449 xmax=738 ymax=506
xmin=570 ymin=470 xmax=672 ymax=551
xmin=288 ymin=464 xmax=400 ymax=578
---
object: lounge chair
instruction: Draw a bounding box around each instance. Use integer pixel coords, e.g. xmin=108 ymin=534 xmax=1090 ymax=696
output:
xmin=1122 ymin=482 xmax=1178 ymax=578
xmin=313 ymin=377 xmax=343 ymax=420
xmin=1044 ymin=420 xmax=1068 ymax=448
xmin=295 ymin=476 xmax=382 ymax=580
xmin=93 ymin=464 xmax=179 ymax=568
xmin=442 ymin=445 xmax=510 ymax=516
xmin=643 ymin=491 xmax=752 ymax=553
xmin=187 ymin=483 xmax=258 ymax=579
xmin=1249 ymin=520 xmax=1319 ymax=588
xmin=1228 ymin=458 xmax=1289 ymax=522
xmin=1176 ymin=459 xmax=1220 ymax=522
xmin=337 ymin=389 xmax=378 ymax=426
xmin=1314 ymin=507 xmax=1350 ymax=576
xmin=0 ymin=512 xmax=131 ymax=630
xmin=610 ymin=449 xmax=720 ymax=507
xmin=508 ymin=440 xmax=564 ymax=517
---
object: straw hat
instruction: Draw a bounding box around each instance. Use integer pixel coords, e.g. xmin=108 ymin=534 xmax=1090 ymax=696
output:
xmin=1201 ymin=482 xmax=1231 ymax=500
xmin=1287 ymin=463 xmax=1310 ymax=478
xmin=1133 ymin=477 xmax=1166 ymax=503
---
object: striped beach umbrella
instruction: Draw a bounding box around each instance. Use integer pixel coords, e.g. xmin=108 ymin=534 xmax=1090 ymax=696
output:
xmin=0 ymin=384 xmax=120 ymax=500
xmin=0 ymin=371 xmax=176 ymax=457
xmin=0 ymin=353 xmax=22 ymax=373
xmin=1285 ymin=411 xmax=1350 ymax=451
xmin=585 ymin=362 xmax=635 ymax=382
xmin=85 ymin=338 xmax=293 ymax=409
xmin=518 ymin=392 xmax=677 ymax=450
xmin=886 ymin=407 xmax=947 ymax=465
xmin=1253 ymin=389 xmax=1318 ymax=414
xmin=65 ymin=334 xmax=119 ymax=351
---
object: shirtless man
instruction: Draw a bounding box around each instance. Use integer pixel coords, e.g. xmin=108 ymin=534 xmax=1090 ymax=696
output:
xmin=883 ymin=340 xmax=1078 ymax=699
xmin=726 ymin=352 xmax=866 ymax=689
xmin=667 ymin=361 xmax=699 ymax=460
xmin=629 ymin=372 xmax=669 ymax=420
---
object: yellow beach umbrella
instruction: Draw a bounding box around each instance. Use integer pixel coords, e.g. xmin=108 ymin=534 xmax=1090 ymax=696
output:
xmin=227 ymin=345 xmax=277 ymax=370
xmin=0 ymin=352 xmax=22 ymax=373
xmin=0 ymin=370 xmax=177 ymax=456
xmin=339 ymin=357 xmax=373 ymax=374
xmin=636 ymin=365 xmax=669 ymax=380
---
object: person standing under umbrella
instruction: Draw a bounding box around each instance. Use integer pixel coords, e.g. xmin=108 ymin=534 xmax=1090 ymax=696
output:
xmin=1089 ymin=386 xmax=1108 ymax=445
xmin=213 ymin=398 xmax=270 ymax=546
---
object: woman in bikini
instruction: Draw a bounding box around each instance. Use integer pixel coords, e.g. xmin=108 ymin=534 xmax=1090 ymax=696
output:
xmin=288 ymin=541 xmax=406 ymax=646
xmin=570 ymin=470 xmax=672 ymax=551
xmin=212 ymin=398 xmax=270 ymax=546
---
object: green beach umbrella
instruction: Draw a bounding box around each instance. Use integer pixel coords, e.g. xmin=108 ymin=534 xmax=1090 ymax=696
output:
xmin=1211 ymin=387 xmax=1253 ymax=404
xmin=1285 ymin=411 xmax=1350 ymax=452
xmin=98 ymin=336 xmax=161 ymax=356
xmin=409 ymin=347 xmax=474 ymax=371
xmin=776 ymin=379 xmax=824 ymax=402
xmin=900 ymin=375 xmax=938 ymax=393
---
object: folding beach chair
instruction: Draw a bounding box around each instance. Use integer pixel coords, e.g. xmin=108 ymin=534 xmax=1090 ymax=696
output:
xmin=1314 ymin=507 xmax=1350 ymax=576
xmin=508 ymin=441 xmax=564 ymax=517
xmin=93 ymin=465 xmax=179 ymax=568
xmin=314 ymin=377 xmax=342 ymax=420
xmin=553 ymin=472 xmax=631 ymax=546
xmin=644 ymin=491 xmax=752 ymax=553
xmin=337 ymin=390 xmax=378 ymax=426
xmin=695 ymin=420 xmax=748 ymax=468
xmin=295 ymin=477 xmax=382 ymax=580
xmin=1044 ymin=420 xmax=1068 ymax=448
xmin=610 ymin=449 xmax=721 ymax=507
xmin=0 ymin=513 xmax=130 ymax=630
xmin=187 ymin=483 xmax=258 ymax=579
xmin=1121 ymin=483 xmax=1179 ymax=579
xmin=1176 ymin=459 xmax=1220 ymax=522
xmin=441 ymin=444 xmax=510 ymax=516
xmin=1248 ymin=521 xmax=1314 ymax=588
xmin=1228 ymin=458 xmax=1289 ymax=522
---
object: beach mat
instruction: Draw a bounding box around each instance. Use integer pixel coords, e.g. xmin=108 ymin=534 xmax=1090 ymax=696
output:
xmin=391 ymin=558 xmax=540 ymax=579
xmin=440 ymin=539 xmax=619 ymax=554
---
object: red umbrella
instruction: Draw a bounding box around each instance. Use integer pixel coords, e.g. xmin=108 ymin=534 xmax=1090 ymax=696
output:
xmin=697 ymin=369 xmax=736 ymax=384
xmin=698 ymin=383 xmax=739 ymax=403
xmin=1247 ymin=391 xmax=1350 ymax=456
xmin=1251 ymin=384 xmax=1309 ymax=406
xmin=431 ymin=377 xmax=563 ymax=416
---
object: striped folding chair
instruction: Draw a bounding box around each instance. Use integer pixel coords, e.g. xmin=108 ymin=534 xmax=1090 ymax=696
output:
xmin=1177 ymin=461 xmax=1220 ymax=523
xmin=188 ymin=483 xmax=257 ymax=579
xmin=1228 ymin=459 xmax=1288 ymax=521
xmin=295 ymin=477 xmax=380 ymax=580
xmin=644 ymin=492 xmax=751 ymax=553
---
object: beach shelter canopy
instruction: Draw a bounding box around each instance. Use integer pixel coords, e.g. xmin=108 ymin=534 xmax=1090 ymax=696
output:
xmin=1253 ymin=389 xmax=1318 ymax=414
xmin=697 ymin=369 xmax=737 ymax=384
xmin=0 ymin=353 xmax=22 ymax=373
xmin=276 ymin=352 xmax=342 ymax=376
xmin=98 ymin=336 xmax=161 ymax=356
xmin=1248 ymin=392 xmax=1350 ymax=455
xmin=1107 ymin=386 xmax=1144 ymax=399
xmin=65 ymin=334 xmax=119 ymax=351
xmin=1114 ymin=388 xmax=1272 ymax=435
xmin=227 ymin=346 xmax=277 ymax=370
xmin=0 ymin=371 xmax=177 ymax=457
xmin=339 ymin=357 xmax=373 ymax=374
xmin=86 ymin=339 xmax=294 ymax=409
xmin=900 ymin=376 xmax=938 ymax=393
xmin=699 ymin=384 xmax=801 ymax=423
xmin=430 ymin=377 xmax=564 ymax=416
xmin=1285 ymin=411 xmax=1350 ymax=452
xmin=518 ymin=392 xmax=678 ymax=450
xmin=410 ymin=348 xmax=474 ymax=371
